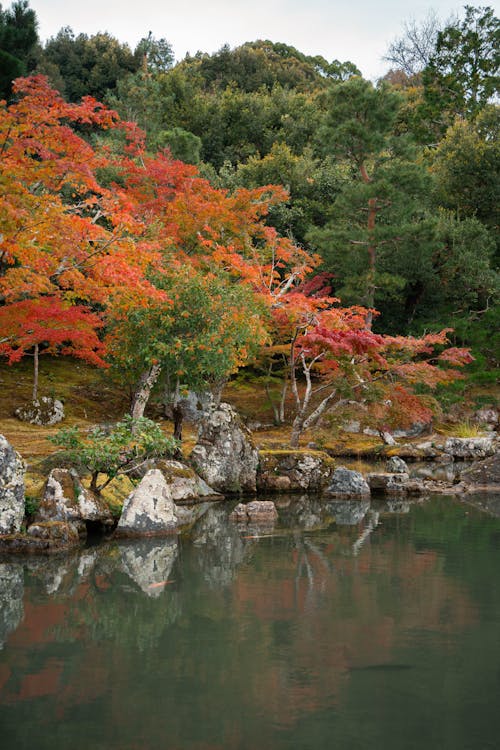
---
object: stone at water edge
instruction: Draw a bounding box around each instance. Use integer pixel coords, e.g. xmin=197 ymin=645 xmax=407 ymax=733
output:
xmin=326 ymin=467 xmax=370 ymax=497
xmin=444 ymin=437 xmax=496 ymax=459
xmin=116 ymin=469 xmax=177 ymax=537
xmin=191 ymin=403 xmax=258 ymax=493
xmin=15 ymin=397 xmax=64 ymax=426
xmin=35 ymin=468 xmax=114 ymax=533
xmin=0 ymin=434 xmax=25 ymax=535
xmin=386 ymin=456 xmax=409 ymax=474
xmin=460 ymin=453 xmax=500 ymax=490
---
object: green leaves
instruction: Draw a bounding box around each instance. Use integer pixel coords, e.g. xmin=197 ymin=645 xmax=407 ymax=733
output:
xmin=50 ymin=415 xmax=179 ymax=492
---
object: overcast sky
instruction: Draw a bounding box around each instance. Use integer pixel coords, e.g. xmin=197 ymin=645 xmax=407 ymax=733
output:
xmin=29 ymin=0 xmax=497 ymax=80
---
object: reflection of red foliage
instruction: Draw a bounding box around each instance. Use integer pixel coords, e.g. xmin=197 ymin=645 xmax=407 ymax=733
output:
xmin=17 ymin=659 xmax=63 ymax=701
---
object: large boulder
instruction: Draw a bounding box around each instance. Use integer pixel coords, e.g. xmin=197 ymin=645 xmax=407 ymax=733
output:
xmin=116 ymin=469 xmax=177 ymax=537
xmin=386 ymin=456 xmax=409 ymax=474
xmin=0 ymin=435 xmax=25 ymax=535
xmin=134 ymin=459 xmax=222 ymax=503
xmin=460 ymin=453 xmax=500 ymax=491
xmin=257 ymin=450 xmax=335 ymax=493
xmin=15 ymin=397 xmax=64 ymax=426
xmin=35 ymin=468 xmax=114 ymax=533
xmin=190 ymin=403 xmax=258 ymax=493
xmin=325 ymin=467 xmax=370 ymax=497
xmin=444 ymin=437 xmax=496 ymax=459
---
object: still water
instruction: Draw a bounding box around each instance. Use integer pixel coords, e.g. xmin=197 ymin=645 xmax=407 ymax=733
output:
xmin=1 ymin=493 xmax=500 ymax=750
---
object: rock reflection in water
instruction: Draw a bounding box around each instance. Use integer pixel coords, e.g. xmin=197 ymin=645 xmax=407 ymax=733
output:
xmin=0 ymin=562 xmax=23 ymax=649
xmin=463 ymin=492 xmax=500 ymax=519
xmin=190 ymin=504 xmax=249 ymax=587
xmin=119 ymin=538 xmax=178 ymax=598
xmin=325 ymin=499 xmax=371 ymax=525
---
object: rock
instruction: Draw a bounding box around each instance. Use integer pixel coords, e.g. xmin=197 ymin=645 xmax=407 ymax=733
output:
xmin=0 ymin=435 xmax=25 ymax=535
xmin=164 ymin=390 xmax=213 ymax=422
xmin=135 ymin=459 xmax=222 ymax=503
xmin=257 ymin=450 xmax=335 ymax=493
xmin=15 ymin=396 xmax=64 ymax=426
xmin=190 ymin=403 xmax=258 ymax=493
xmin=475 ymin=408 xmax=498 ymax=427
xmin=229 ymin=500 xmax=278 ymax=523
xmin=460 ymin=453 xmax=500 ymax=491
xmin=444 ymin=437 xmax=496 ymax=459
xmin=120 ymin=538 xmax=178 ymax=598
xmin=116 ymin=469 xmax=177 ymax=537
xmin=367 ymin=472 xmax=410 ymax=493
xmin=386 ymin=456 xmax=409 ymax=474
xmin=325 ymin=467 xmax=370 ymax=497
xmin=27 ymin=521 xmax=80 ymax=549
xmin=0 ymin=562 xmax=24 ymax=648
xmin=35 ymin=468 xmax=114 ymax=534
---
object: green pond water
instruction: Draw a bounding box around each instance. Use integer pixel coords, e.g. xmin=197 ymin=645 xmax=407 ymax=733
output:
xmin=1 ymin=493 xmax=500 ymax=750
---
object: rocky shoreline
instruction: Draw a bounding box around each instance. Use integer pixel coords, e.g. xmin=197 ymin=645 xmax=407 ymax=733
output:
xmin=1 ymin=402 xmax=499 ymax=555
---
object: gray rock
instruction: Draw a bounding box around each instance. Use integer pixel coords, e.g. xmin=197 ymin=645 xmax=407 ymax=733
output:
xmin=15 ymin=397 xmax=64 ymax=426
xmin=35 ymin=468 xmax=114 ymax=532
xmin=164 ymin=390 xmax=214 ymax=422
xmin=444 ymin=437 xmax=496 ymax=459
xmin=257 ymin=450 xmax=335 ymax=493
xmin=137 ymin=459 xmax=221 ymax=502
xmin=460 ymin=452 xmax=500 ymax=490
xmin=386 ymin=456 xmax=409 ymax=474
xmin=191 ymin=403 xmax=258 ymax=493
xmin=475 ymin=408 xmax=498 ymax=426
xmin=367 ymin=472 xmax=410 ymax=494
xmin=326 ymin=467 xmax=370 ymax=497
xmin=0 ymin=435 xmax=25 ymax=534
xmin=116 ymin=469 xmax=177 ymax=537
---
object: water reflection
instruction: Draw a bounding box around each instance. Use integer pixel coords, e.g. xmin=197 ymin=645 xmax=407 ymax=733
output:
xmin=0 ymin=562 xmax=23 ymax=649
xmin=120 ymin=538 xmax=178 ymax=598
xmin=0 ymin=494 xmax=499 ymax=750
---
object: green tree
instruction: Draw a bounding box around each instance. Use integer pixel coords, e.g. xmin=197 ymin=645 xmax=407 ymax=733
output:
xmin=0 ymin=0 xmax=38 ymax=98
xmin=423 ymin=6 xmax=499 ymax=128
xmin=431 ymin=105 xmax=500 ymax=236
xmin=51 ymin=416 xmax=178 ymax=494
xmin=42 ymin=27 xmax=139 ymax=101
xmin=310 ymin=77 xmax=435 ymax=330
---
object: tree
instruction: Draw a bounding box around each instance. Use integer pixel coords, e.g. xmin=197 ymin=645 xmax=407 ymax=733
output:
xmin=431 ymin=105 xmax=500 ymax=232
xmin=106 ymin=267 xmax=268 ymax=435
xmin=0 ymin=75 xmax=168 ymax=397
xmin=267 ymin=286 xmax=472 ymax=447
xmin=50 ymin=415 xmax=178 ymax=494
xmin=42 ymin=28 xmax=139 ymax=101
xmin=384 ymin=11 xmax=443 ymax=77
xmin=0 ymin=0 xmax=38 ymax=98
xmin=311 ymin=77 xmax=435 ymax=330
xmin=423 ymin=6 xmax=499 ymax=126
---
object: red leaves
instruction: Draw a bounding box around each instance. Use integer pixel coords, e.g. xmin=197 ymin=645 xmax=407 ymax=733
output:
xmin=0 ymin=297 xmax=106 ymax=366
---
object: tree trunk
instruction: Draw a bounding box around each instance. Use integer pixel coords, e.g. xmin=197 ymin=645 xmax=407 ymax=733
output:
xmin=131 ymin=363 xmax=162 ymax=420
xmin=172 ymin=404 xmax=183 ymax=442
xmin=290 ymin=414 xmax=305 ymax=448
xmin=32 ymin=343 xmax=39 ymax=402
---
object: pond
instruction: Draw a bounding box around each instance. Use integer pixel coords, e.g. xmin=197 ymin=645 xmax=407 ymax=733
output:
xmin=1 ymin=492 xmax=500 ymax=750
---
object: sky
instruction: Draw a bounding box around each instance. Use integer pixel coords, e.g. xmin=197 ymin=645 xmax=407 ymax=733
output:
xmin=29 ymin=0 xmax=498 ymax=80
